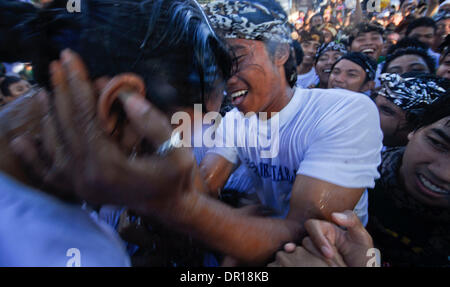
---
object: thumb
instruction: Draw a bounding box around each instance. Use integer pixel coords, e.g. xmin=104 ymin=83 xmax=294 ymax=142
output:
xmin=119 ymin=93 xmax=172 ymax=147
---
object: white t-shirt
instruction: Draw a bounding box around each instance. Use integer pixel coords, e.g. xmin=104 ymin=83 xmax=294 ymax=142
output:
xmin=207 ymin=88 xmax=383 ymax=220
xmin=296 ymin=68 xmax=319 ymax=88
xmin=0 ymin=173 xmax=131 ymax=267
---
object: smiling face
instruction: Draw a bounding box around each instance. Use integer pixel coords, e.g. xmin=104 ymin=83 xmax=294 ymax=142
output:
xmin=301 ymin=40 xmax=321 ymax=66
xmin=408 ymin=26 xmax=436 ymax=48
xmin=225 ymin=38 xmax=287 ymax=114
xmin=437 ymin=53 xmax=450 ymax=80
xmin=315 ymin=50 xmax=344 ymax=88
xmin=351 ymin=31 xmax=384 ymax=60
xmin=385 ymin=54 xmax=431 ymax=75
xmin=375 ymin=95 xmax=411 ymax=146
xmin=328 ymin=59 xmax=368 ymax=92
xmin=436 ymin=19 xmax=450 ymax=44
xmin=400 ymin=117 xmax=450 ymax=207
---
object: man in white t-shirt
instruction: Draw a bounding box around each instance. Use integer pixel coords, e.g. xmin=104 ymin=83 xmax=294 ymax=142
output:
xmin=200 ymin=0 xmax=383 ymax=258
xmin=295 ymin=29 xmax=323 ymax=88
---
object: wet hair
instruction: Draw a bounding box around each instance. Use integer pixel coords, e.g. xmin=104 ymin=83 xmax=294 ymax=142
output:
xmin=404 ymin=74 xmax=450 ymax=131
xmin=348 ymin=22 xmax=384 ymax=46
xmin=265 ymin=40 xmax=298 ymax=88
xmin=0 ymin=76 xmax=22 ymax=97
xmin=405 ymin=17 xmax=437 ymax=36
xmin=381 ymin=47 xmax=436 ymax=74
xmin=0 ymin=0 xmax=234 ymax=112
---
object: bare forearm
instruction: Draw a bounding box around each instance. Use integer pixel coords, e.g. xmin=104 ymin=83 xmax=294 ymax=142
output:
xmin=147 ymin=191 xmax=302 ymax=265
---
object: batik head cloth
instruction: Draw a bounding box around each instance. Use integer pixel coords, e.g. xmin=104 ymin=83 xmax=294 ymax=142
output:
xmin=378 ymin=73 xmax=447 ymax=111
xmin=315 ymin=41 xmax=348 ymax=62
xmin=204 ymin=0 xmax=292 ymax=44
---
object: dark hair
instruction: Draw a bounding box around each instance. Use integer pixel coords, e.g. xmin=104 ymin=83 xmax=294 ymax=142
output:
xmin=348 ymin=22 xmax=384 ymax=46
xmin=405 ymin=74 xmax=450 ymax=131
xmin=265 ymin=41 xmax=298 ymax=88
xmin=332 ymin=52 xmax=377 ymax=83
xmin=381 ymin=47 xmax=436 ymax=74
xmin=395 ymin=15 xmax=417 ymax=34
xmin=299 ymin=28 xmax=324 ymax=44
xmin=0 ymin=0 xmax=233 ymax=112
xmin=405 ymin=17 xmax=437 ymax=36
xmin=0 ymin=76 xmax=22 ymax=97
xmin=387 ymin=37 xmax=428 ymax=55
xmin=292 ymin=40 xmax=304 ymax=67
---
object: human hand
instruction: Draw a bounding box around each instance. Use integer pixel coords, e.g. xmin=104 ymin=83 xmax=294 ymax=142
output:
xmin=302 ymin=210 xmax=376 ymax=267
xmin=10 ymin=49 xmax=196 ymax=214
xmin=267 ymin=245 xmax=346 ymax=267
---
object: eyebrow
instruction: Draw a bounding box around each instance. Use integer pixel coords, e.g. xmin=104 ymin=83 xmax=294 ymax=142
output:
xmin=431 ymin=128 xmax=450 ymax=144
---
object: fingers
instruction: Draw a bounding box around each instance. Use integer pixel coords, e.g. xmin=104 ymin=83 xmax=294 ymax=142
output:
xmin=50 ymin=49 xmax=101 ymax=157
xmin=331 ymin=210 xmax=373 ymax=247
xmin=302 ymin=237 xmax=347 ymax=267
xmin=283 ymin=242 xmax=297 ymax=253
xmin=331 ymin=210 xmax=361 ymax=228
xmin=304 ymin=219 xmax=336 ymax=259
xmin=119 ymin=94 xmax=172 ymax=147
xmin=10 ymin=135 xmax=50 ymax=181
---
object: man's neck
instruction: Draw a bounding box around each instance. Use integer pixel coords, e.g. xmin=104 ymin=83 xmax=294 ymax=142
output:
xmin=261 ymin=86 xmax=295 ymax=119
xmin=297 ymin=63 xmax=313 ymax=75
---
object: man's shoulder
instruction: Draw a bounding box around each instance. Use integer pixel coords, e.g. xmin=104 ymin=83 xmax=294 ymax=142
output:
xmin=295 ymin=88 xmax=378 ymax=116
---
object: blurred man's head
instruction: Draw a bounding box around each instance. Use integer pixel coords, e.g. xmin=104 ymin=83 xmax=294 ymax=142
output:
xmin=437 ymin=35 xmax=450 ymax=79
xmin=373 ymin=73 xmax=449 ymax=147
xmin=328 ymin=52 xmax=376 ymax=92
xmin=299 ymin=29 xmax=324 ymax=67
xmin=382 ymin=47 xmax=436 ymax=75
xmin=310 ymin=14 xmax=324 ymax=30
xmin=349 ymin=22 xmax=384 ymax=60
xmin=0 ymin=0 xmax=233 ymax=189
xmin=315 ymin=41 xmax=348 ymax=88
xmin=406 ymin=17 xmax=437 ymax=48
xmin=433 ymin=11 xmax=450 ymax=48
xmin=0 ymin=76 xmax=31 ymax=106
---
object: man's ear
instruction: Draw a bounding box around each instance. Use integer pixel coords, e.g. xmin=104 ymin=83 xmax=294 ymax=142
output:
xmin=274 ymin=44 xmax=290 ymax=66
xmin=98 ymin=73 xmax=146 ymax=134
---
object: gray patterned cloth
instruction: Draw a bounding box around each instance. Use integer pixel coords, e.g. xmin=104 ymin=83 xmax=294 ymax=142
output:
xmin=315 ymin=41 xmax=348 ymax=61
xmin=204 ymin=0 xmax=292 ymax=44
xmin=378 ymin=73 xmax=447 ymax=111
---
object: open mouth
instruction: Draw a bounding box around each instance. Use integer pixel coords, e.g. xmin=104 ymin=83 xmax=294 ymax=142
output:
xmin=417 ymin=174 xmax=449 ymax=195
xmin=361 ymin=48 xmax=374 ymax=54
xmin=322 ymin=69 xmax=331 ymax=73
xmin=230 ymin=90 xmax=248 ymax=106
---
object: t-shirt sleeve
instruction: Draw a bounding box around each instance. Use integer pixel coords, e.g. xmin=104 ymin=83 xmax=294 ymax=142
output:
xmin=297 ymin=95 xmax=383 ymax=189
xmin=205 ymin=110 xmax=240 ymax=165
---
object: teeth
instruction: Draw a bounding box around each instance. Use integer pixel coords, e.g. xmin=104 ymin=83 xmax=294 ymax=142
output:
xmin=323 ymin=69 xmax=331 ymax=73
xmin=419 ymin=174 xmax=449 ymax=195
xmin=362 ymin=49 xmax=374 ymax=53
xmin=231 ymin=90 xmax=248 ymax=98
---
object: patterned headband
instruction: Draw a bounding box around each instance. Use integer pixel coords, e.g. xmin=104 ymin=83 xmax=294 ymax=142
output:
xmin=204 ymin=0 xmax=292 ymax=44
xmin=378 ymin=73 xmax=447 ymax=111
xmin=335 ymin=52 xmax=377 ymax=81
xmin=315 ymin=41 xmax=348 ymax=61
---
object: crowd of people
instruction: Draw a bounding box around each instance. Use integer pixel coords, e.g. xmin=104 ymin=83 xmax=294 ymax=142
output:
xmin=0 ymin=0 xmax=448 ymax=267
